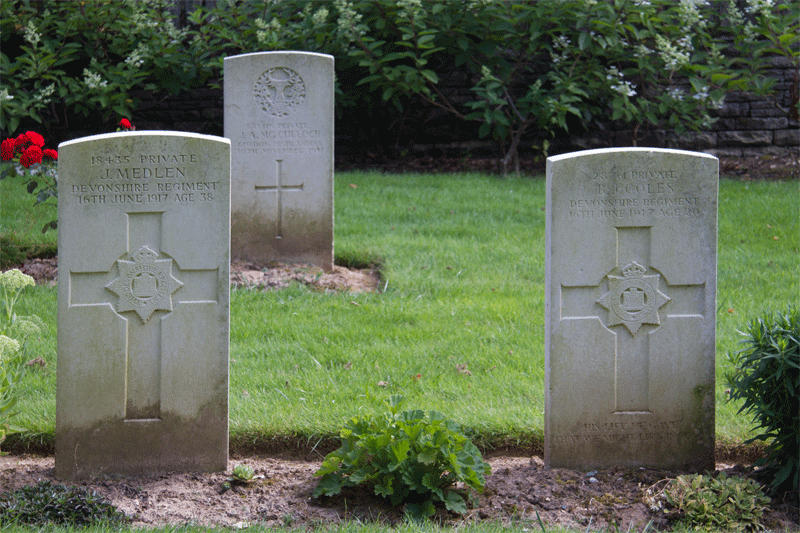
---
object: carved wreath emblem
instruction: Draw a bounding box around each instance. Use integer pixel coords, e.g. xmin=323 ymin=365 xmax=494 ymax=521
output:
xmin=105 ymin=246 xmax=183 ymax=323
xmin=596 ymin=262 xmax=670 ymax=335
xmin=253 ymin=67 xmax=306 ymax=117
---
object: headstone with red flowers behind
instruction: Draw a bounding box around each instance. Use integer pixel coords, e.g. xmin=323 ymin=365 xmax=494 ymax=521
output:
xmin=55 ymin=131 xmax=231 ymax=480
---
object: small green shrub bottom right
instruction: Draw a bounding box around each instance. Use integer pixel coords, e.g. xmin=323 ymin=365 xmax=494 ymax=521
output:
xmin=645 ymin=472 xmax=772 ymax=532
xmin=726 ymin=304 xmax=799 ymax=496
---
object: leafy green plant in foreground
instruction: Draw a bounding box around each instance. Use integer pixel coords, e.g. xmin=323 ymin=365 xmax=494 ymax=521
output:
xmin=726 ymin=305 xmax=799 ymax=495
xmin=662 ymin=473 xmax=771 ymax=532
xmin=313 ymin=395 xmax=490 ymax=520
xmin=0 ymin=480 xmax=126 ymax=526
xmin=0 ymin=269 xmax=43 ymax=450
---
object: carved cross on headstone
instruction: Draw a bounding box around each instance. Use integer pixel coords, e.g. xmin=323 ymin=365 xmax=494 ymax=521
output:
xmin=254 ymin=159 xmax=304 ymax=239
xmin=559 ymin=226 xmax=705 ymax=413
xmin=68 ymin=212 xmax=219 ymax=420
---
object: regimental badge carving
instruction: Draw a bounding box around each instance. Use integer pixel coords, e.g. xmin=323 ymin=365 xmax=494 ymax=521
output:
xmin=596 ymin=262 xmax=670 ymax=336
xmin=105 ymin=246 xmax=183 ymax=323
xmin=253 ymin=67 xmax=306 ymax=116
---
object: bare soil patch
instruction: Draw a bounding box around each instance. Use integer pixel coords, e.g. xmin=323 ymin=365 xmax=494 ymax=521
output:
xmin=1 ymin=454 xmax=797 ymax=531
xmin=14 ymin=258 xmax=381 ymax=293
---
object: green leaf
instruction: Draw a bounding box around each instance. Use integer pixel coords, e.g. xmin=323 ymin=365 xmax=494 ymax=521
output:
xmin=417 ymin=448 xmax=438 ymax=465
xmin=405 ymin=500 xmax=436 ymax=521
xmin=578 ymin=31 xmax=590 ymax=51
xmin=443 ymin=490 xmax=468 ymax=514
xmin=374 ymin=474 xmax=394 ymax=497
xmin=312 ymin=473 xmax=342 ymax=498
xmin=421 ymin=69 xmax=439 ymax=83
xmin=390 ymin=439 xmax=410 ymax=465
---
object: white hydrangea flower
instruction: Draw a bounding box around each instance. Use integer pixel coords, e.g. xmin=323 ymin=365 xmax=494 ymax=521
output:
xmin=668 ymin=87 xmax=685 ymax=101
xmin=83 ymin=69 xmax=109 ymax=90
xmin=34 ymin=84 xmax=55 ymax=104
xmin=693 ymin=86 xmax=710 ymax=100
xmin=312 ymin=7 xmax=329 ymax=26
xmin=335 ymin=0 xmax=367 ymax=43
xmin=612 ymin=81 xmax=637 ymax=97
xmin=23 ymin=20 xmax=41 ymax=47
xmin=655 ymin=34 xmax=691 ymax=70
xmin=125 ymin=43 xmax=150 ymax=68
xmin=0 ymin=335 xmax=20 ymax=359
xmin=9 ymin=317 xmax=42 ymax=343
xmin=745 ymin=0 xmax=774 ymax=15
xmin=0 ymin=270 xmax=35 ymax=293
xmin=255 ymin=17 xmax=281 ymax=45
xmin=550 ymin=35 xmax=572 ymax=66
xmin=467 ymin=0 xmax=496 ymax=8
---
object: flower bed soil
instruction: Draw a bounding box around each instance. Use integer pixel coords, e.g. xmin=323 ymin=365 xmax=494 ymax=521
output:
xmin=1 ymin=454 xmax=797 ymax=531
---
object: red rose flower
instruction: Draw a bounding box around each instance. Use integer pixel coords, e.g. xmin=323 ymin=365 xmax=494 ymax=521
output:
xmin=19 ymin=145 xmax=43 ymax=168
xmin=43 ymin=148 xmax=58 ymax=160
xmin=1 ymin=138 xmax=15 ymax=160
xmin=14 ymin=133 xmax=30 ymax=152
xmin=25 ymin=131 xmax=45 ymax=147
xmin=119 ymin=118 xmax=132 ymax=130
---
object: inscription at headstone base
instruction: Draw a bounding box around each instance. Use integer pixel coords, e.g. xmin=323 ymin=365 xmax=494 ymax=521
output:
xmin=55 ymin=132 xmax=231 ymax=480
xmin=225 ymin=51 xmax=334 ymax=271
xmin=545 ymin=148 xmax=718 ymax=471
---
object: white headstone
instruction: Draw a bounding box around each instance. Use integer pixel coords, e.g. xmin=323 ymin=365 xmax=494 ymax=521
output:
xmin=545 ymin=148 xmax=717 ymax=471
xmin=55 ymin=132 xmax=230 ymax=480
xmin=225 ymin=51 xmax=334 ymax=271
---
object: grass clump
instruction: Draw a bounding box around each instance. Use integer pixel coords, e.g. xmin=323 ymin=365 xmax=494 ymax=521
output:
xmin=0 ymin=480 xmax=126 ymax=527
xmin=313 ymin=395 xmax=490 ymax=520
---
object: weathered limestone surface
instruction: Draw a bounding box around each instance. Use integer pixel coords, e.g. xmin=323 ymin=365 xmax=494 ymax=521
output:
xmin=56 ymin=132 xmax=231 ymax=480
xmin=545 ymin=148 xmax=718 ymax=471
xmin=225 ymin=51 xmax=334 ymax=271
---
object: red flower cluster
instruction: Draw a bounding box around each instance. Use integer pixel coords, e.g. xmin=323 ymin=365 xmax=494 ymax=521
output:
xmin=1 ymin=131 xmax=58 ymax=168
xmin=119 ymin=118 xmax=134 ymax=130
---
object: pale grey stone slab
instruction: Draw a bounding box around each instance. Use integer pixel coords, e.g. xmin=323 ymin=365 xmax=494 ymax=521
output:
xmin=225 ymin=51 xmax=334 ymax=271
xmin=545 ymin=148 xmax=718 ymax=471
xmin=55 ymin=132 xmax=230 ymax=480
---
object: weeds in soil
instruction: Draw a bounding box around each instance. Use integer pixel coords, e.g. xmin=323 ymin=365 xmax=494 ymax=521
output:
xmin=313 ymin=395 xmax=490 ymax=520
xmin=661 ymin=472 xmax=771 ymax=531
xmin=0 ymin=480 xmax=126 ymax=526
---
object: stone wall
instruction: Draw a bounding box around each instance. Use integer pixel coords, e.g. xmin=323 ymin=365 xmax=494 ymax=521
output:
xmin=561 ymin=56 xmax=798 ymax=158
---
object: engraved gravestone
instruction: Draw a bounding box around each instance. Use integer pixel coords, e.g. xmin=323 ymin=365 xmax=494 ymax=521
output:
xmin=545 ymin=148 xmax=717 ymax=471
xmin=55 ymin=132 xmax=231 ymax=480
xmin=225 ymin=51 xmax=334 ymax=271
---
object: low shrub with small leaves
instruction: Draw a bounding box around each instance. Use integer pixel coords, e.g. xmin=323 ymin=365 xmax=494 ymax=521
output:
xmin=664 ymin=473 xmax=771 ymax=532
xmin=726 ymin=305 xmax=799 ymax=495
xmin=313 ymin=395 xmax=490 ymax=520
xmin=0 ymin=480 xmax=126 ymax=526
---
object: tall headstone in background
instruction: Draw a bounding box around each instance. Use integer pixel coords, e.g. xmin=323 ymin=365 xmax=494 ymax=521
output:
xmin=225 ymin=51 xmax=334 ymax=271
xmin=545 ymin=148 xmax=717 ymax=471
xmin=56 ymin=132 xmax=230 ymax=480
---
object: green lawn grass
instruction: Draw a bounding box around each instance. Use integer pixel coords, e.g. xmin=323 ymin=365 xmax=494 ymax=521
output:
xmin=0 ymin=166 xmax=58 ymax=267
xmin=1 ymin=172 xmax=798 ymax=454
